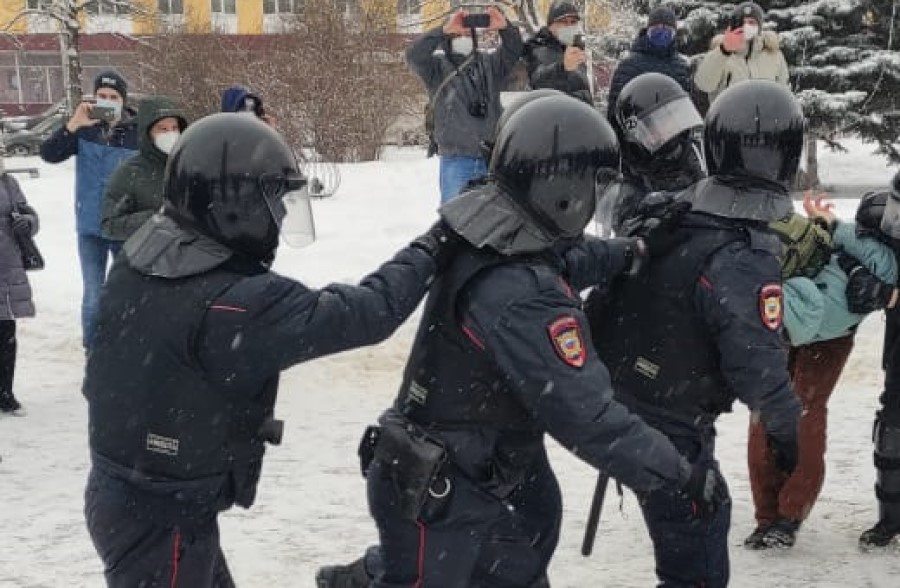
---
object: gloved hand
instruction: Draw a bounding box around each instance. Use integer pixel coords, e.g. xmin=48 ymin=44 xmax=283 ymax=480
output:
xmin=10 ymin=213 xmax=31 ymax=237
xmin=627 ymin=200 xmax=692 ymax=259
xmin=768 ymin=433 xmax=798 ymax=476
xmin=681 ymin=462 xmax=727 ymax=517
xmin=838 ymin=253 xmax=895 ymax=314
xmin=410 ymin=220 xmax=462 ymax=271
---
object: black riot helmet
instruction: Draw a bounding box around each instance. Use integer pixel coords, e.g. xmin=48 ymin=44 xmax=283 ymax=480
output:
xmin=163 ymin=113 xmax=313 ymax=263
xmin=490 ymin=94 xmax=620 ymax=240
xmin=703 ymin=80 xmax=805 ymax=188
xmin=481 ymin=89 xmax=564 ymax=161
xmin=614 ymin=72 xmax=702 ymax=162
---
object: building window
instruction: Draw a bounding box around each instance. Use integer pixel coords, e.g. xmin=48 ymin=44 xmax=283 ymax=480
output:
xmin=26 ymin=0 xmax=53 ymax=9
xmin=211 ymin=0 xmax=236 ymax=13
xmin=264 ymin=0 xmax=304 ymax=14
xmin=397 ymin=0 xmax=418 ymax=17
xmin=158 ymin=0 xmax=184 ymax=14
xmin=86 ymin=0 xmax=132 ymax=16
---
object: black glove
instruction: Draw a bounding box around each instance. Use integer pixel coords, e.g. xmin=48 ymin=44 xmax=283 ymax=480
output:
xmin=768 ymin=433 xmax=799 ymax=476
xmin=10 ymin=213 xmax=31 ymax=237
xmin=838 ymin=253 xmax=894 ymax=314
xmin=410 ymin=220 xmax=462 ymax=271
xmin=626 ymin=200 xmax=692 ymax=259
xmin=681 ymin=462 xmax=727 ymax=517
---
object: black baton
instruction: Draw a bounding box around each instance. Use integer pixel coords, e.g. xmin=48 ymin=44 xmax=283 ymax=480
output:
xmin=581 ymin=470 xmax=610 ymax=556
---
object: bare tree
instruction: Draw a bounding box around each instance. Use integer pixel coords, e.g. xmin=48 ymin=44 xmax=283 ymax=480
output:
xmin=2 ymin=1 xmax=150 ymax=114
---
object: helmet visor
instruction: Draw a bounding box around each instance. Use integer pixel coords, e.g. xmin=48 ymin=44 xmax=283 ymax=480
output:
xmin=262 ymin=173 xmax=316 ymax=248
xmin=623 ymin=96 xmax=702 ymax=154
xmin=880 ymin=191 xmax=900 ymax=240
xmin=593 ymin=167 xmax=621 ymax=238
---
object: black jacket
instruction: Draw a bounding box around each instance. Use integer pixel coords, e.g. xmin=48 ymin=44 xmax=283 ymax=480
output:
xmin=84 ymin=242 xmax=437 ymax=515
xmin=606 ymin=31 xmax=692 ymax=122
xmin=523 ymin=27 xmax=592 ymax=104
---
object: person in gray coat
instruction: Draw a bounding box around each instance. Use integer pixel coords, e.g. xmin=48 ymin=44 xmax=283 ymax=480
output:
xmin=406 ymin=6 xmax=522 ymax=203
xmin=0 ymin=162 xmax=39 ymax=415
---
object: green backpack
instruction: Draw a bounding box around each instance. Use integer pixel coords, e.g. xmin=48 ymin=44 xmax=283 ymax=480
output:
xmin=768 ymin=213 xmax=834 ymax=279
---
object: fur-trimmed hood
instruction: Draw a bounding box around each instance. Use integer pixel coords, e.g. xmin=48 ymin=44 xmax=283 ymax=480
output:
xmin=710 ymin=29 xmax=780 ymax=52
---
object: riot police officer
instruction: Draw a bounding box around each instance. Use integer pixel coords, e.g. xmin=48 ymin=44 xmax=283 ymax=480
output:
xmin=587 ymin=80 xmax=803 ymax=586
xmin=837 ymin=171 xmax=900 ymax=548
xmin=318 ymin=94 xmax=723 ymax=587
xmin=597 ymin=72 xmax=706 ymax=237
xmin=82 ymin=113 xmax=457 ymax=587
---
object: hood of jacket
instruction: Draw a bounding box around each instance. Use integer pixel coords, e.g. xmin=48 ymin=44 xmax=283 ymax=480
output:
xmin=709 ymin=29 xmax=780 ymax=55
xmin=137 ymin=96 xmax=188 ymax=163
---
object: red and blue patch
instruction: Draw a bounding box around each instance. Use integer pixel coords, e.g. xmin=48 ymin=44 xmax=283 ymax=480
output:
xmin=547 ymin=315 xmax=586 ymax=368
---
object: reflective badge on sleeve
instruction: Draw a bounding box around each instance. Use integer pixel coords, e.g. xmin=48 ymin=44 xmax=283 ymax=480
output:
xmin=759 ymin=284 xmax=783 ymax=331
xmin=548 ymin=316 xmax=586 ymax=368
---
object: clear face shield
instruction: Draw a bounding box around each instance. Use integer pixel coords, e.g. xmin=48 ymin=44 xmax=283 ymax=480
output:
xmin=880 ymin=190 xmax=900 ymax=240
xmin=621 ymin=96 xmax=703 ymax=154
xmin=261 ymin=172 xmax=316 ymax=248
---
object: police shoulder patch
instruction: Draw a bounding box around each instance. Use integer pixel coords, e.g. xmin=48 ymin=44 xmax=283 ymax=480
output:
xmin=759 ymin=284 xmax=783 ymax=331
xmin=547 ymin=315 xmax=586 ymax=368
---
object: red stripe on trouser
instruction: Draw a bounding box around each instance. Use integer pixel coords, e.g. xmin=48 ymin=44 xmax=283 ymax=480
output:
xmin=170 ymin=530 xmax=182 ymax=588
xmin=413 ymin=520 xmax=426 ymax=588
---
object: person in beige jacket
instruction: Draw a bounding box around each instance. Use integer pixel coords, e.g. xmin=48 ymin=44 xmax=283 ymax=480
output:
xmin=694 ymin=2 xmax=789 ymax=104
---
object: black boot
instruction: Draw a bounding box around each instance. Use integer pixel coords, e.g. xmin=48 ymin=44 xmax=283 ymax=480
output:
xmin=0 ymin=320 xmax=22 ymax=415
xmin=315 ymin=557 xmax=370 ymax=588
xmin=859 ymin=519 xmax=900 ymax=549
xmin=743 ymin=523 xmax=772 ymax=549
xmin=761 ymin=518 xmax=800 ymax=548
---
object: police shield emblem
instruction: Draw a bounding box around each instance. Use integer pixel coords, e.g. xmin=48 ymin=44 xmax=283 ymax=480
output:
xmin=759 ymin=284 xmax=783 ymax=331
xmin=548 ymin=316 xmax=586 ymax=368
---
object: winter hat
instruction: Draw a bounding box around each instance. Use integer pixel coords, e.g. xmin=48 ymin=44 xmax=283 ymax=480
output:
xmin=220 ymin=85 xmax=265 ymax=117
xmin=548 ymin=0 xmax=580 ymax=23
xmin=734 ymin=1 xmax=765 ymax=25
xmin=94 ymin=70 xmax=127 ymax=101
xmin=648 ymin=6 xmax=677 ymax=28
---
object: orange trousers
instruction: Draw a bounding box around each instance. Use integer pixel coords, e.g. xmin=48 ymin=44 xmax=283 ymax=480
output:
xmin=747 ymin=335 xmax=855 ymax=525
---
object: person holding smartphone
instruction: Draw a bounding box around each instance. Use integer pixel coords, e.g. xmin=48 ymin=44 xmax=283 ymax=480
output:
xmin=405 ymin=5 xmax=523 ymax=203
xmin=40 ymin=70 xmax=138 ymax=350
xmin=523 ymin=0 xmax=592 ymax=104
xmin=693 ymin=2 xmax=789 ymax=104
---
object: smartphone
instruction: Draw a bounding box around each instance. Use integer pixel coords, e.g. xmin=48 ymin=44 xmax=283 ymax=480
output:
xmin=88 ymin=105 xmax=116 ymax=123
xmin=573 ymin=34 xmax=586 ymax=49
xmin=463 ymin=13 xmax=491 ymax=29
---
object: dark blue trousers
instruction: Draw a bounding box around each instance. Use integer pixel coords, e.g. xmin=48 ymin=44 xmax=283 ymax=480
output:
xmin=367 ymin=456 xmax=559 ymax=587
xmin=637 ymin=428 xmax=731 ymax=588
xmin=84 ymin=467 xmax=235 ymax=588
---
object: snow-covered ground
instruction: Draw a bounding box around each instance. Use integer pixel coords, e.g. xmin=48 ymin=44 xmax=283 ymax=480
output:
xmin=0 ymin=144 xmax=898 ymax=587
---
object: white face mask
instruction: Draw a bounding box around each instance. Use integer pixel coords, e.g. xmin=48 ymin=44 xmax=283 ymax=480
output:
xmin=743 ymin=24 xmax=759 ymax=41
xmin=153 ymin=131 xmax=180 ymax=155
xmin=555 ymin=25 xmax=581 ymax=47
xmin=451 ymin=36 xmax=474 ymax=56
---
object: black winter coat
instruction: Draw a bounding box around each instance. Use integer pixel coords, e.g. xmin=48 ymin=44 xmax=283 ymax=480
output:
xmin=606 ymin=31 xmax=692 ymax=123
xmin=523 ymin=27 xmax=592 ymax=104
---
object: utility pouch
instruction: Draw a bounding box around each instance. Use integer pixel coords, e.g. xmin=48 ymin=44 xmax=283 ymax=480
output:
xmin=358 ymin=425 xmax=381 ymax=477
xmin=373 ymin=418 xmax=448 ymax=521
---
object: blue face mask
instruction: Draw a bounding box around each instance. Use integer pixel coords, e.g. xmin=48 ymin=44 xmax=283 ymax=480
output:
xmin=647 ymin=26 xmax=675 ymax=48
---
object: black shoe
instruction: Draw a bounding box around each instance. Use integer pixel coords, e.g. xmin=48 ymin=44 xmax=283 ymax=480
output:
xmin=744 ymin=524 xmax=772 ymax=550
xmin=315 ymin=557 xmax=370 ymax=588
xmin=859 ymin=520 xmax=900 ymax=549
xmin=0 ymin=396 xmax=24 ymax=416
xmin=762 ymin=518 xmax=800 ymax=548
